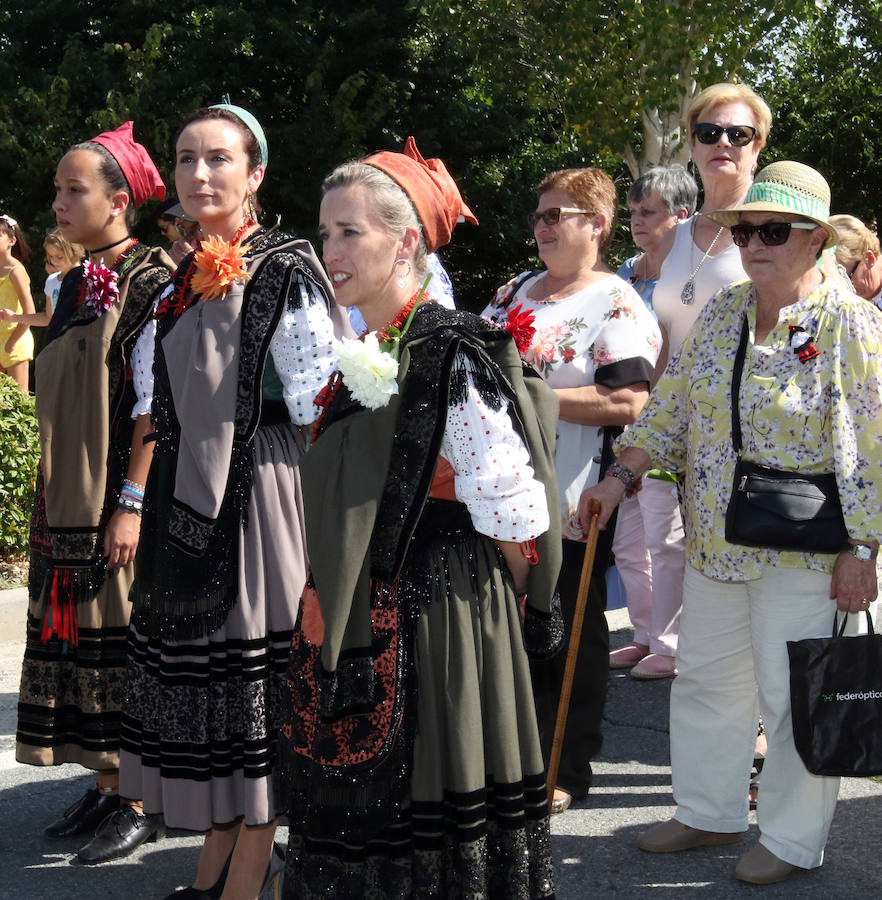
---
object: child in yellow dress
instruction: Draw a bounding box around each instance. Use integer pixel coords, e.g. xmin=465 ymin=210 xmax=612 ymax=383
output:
xmin=0 ymin=213 xmax=35 ymax=391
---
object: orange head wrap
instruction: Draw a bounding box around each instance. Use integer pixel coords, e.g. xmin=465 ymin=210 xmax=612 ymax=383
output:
xmin=364 ymin=137 xmax=477 ymax=253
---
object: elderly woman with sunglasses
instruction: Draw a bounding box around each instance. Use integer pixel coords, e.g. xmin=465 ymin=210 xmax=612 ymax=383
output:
xmin=829 ymin=214 xmax=882 ymax=308
xmin=579 ymin=162 xmax=882 ymax=885
xmin=483 ymin=167 xmax=660 ymax=814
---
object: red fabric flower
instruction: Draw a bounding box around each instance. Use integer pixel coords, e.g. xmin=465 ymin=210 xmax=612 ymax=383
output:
xmin=504 ymin=302 xmax=536 ymax=356
xmin=79 ymin=260 xmax=120 ymax=315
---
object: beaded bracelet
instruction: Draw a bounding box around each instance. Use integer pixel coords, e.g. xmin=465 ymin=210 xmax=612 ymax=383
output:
xmin=606 ymin=462 xmax=637 ymax=491
xmin=124 ymin=478 xmax=146 ymax=494
xmin=119 ymin=487 xmax=144 ymax=504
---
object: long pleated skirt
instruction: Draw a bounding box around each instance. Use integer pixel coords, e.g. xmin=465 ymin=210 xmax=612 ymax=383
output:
xmin=16 ymin=470 xmax=133 ymax=770
xmin=283 ymin=500 xmax=555 ymax=898
xmin=119 ymin=422 xmax=307 ymax=829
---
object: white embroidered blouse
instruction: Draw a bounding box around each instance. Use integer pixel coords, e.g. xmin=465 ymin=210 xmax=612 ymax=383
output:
xmin=131 ymin=274 xmax=338 ymax=423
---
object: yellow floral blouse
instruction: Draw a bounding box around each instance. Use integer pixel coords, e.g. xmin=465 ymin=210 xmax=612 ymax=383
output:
xmin=621 ymin=277 xmax=882 ymax=581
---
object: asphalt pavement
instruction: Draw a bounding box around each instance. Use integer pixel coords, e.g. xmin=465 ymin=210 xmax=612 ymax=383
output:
xmin=1 ymin=585 xmax=879 ymax=899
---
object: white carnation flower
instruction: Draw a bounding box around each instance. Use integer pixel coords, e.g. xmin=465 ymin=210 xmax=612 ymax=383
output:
xmin=335 ymin=332 xmax=400 ymax=410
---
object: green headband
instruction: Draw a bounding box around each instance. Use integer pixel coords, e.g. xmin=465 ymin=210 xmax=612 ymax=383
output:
xmin=210 ymin=102 xmax=268 ymax=168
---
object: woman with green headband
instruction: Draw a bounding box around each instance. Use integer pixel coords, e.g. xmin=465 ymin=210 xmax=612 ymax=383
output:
xmin=119 ymin=104 xmax=351 ymax=899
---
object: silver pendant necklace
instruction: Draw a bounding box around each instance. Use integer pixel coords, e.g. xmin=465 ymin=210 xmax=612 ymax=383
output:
xmin=681 ymin=220 xmax=724 ymax=305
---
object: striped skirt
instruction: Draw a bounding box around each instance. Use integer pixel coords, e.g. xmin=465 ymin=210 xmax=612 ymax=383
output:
xmin=283 ymin=500 xmax=555 ymax=898
xmin=119 ymin=422 xmax=307 ymax=829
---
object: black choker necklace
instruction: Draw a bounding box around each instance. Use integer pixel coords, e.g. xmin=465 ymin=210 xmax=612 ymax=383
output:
xmin=88 ymin=235 xmax=132 ymax=255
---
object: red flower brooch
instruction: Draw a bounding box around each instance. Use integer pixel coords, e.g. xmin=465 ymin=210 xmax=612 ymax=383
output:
xmin=502 ymin=302 xmax=536 ymax=356
xmin=78 ymin=260 xmax=120 ymax=316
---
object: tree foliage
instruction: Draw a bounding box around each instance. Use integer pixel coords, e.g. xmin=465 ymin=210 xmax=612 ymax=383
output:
xmin=757 ymin=0 xmax=882 ymax=227
xmin=0 ymin=1 xmax=879 ymax=310
xmin=429 ymin=0 xmax=824 ymax=175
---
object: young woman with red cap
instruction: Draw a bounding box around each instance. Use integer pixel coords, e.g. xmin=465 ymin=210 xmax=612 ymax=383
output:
xmin=15 ymin=122 xmax=174 ymax=861
xmin=279 ymin=139 xmax=560 ymax=898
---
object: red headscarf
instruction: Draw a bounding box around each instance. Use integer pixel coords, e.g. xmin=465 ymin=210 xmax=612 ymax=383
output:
xmin=89 ymin=121 xmax=165 ymax=208
xmin=364 ymin=137 xmax=477 ymax=253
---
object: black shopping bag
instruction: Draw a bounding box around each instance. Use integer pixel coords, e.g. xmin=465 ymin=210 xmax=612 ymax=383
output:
xmin=788 ymin=611 xmax=882 ymax=776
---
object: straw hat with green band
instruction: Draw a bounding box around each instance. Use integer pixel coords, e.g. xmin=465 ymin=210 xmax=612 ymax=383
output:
xmin=707 ymin=161 xmax=840 ymax=249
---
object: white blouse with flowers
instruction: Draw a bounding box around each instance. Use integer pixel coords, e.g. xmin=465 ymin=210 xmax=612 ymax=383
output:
xmin=622 ymin=277 xmax=882 ymax=581
xmin=483 ymin=271 xmax=661 ymax=539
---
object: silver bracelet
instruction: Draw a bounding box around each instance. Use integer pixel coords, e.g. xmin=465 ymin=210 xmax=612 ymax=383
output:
xmin=117 ymin=497 xmax=143 ymax=517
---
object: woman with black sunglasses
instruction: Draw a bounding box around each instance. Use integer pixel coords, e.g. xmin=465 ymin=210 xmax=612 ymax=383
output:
xmin=482 ymin=167 xmax=660 ymax=815
xmin=580 ymin=162 xmax=882 ymax=885
xmin=652 ymin=82 xmax=772 ymax=373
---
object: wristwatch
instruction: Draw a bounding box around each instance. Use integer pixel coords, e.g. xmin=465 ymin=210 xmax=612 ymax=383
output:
xmin=848 ymin=543 xmax=877 ymax=562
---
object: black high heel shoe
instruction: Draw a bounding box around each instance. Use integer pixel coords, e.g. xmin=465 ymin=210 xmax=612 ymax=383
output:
xmin=257 ymin=842 xmax=285 ymax=900
xmin=164 ymin=847 xmax=233 ymax=900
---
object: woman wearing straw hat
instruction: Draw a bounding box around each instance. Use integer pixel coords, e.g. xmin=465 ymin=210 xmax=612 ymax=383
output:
xmin=579 ymin=161 xmax=882 ymax=884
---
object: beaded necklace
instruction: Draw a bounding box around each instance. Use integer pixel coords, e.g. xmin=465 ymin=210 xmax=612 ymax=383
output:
xmin=310 ymin=290 xmax=423 ymax=443
xmin=157 ymin=222 xmax=254 ymax=319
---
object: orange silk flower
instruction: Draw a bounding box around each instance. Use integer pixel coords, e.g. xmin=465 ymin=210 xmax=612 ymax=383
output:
xmin=190 ymin=234 xmax=251 ymax=300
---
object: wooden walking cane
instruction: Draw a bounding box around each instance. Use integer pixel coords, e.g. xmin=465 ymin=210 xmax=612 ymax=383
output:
xmin=546 ymin=498 xmax=602 ymax=806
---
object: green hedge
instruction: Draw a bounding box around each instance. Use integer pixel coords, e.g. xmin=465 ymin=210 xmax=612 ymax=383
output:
xmin=0 ymin=376 xmax=40 ymax=554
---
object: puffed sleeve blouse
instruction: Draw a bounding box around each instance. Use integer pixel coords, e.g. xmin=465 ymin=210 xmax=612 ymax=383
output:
xmin=440 ymin=360 xmax=550 ymax=543
xmin=131 ymin=275 xmax=338 ymax=424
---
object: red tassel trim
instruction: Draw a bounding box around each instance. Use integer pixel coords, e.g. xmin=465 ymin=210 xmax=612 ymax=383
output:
xmin=40 ymin=569 xmax=79 ymax=650
xmin=520 ymin=539 xmax=539 ymax=566
xmin=310 ymin=371 xmax=343 ymax=444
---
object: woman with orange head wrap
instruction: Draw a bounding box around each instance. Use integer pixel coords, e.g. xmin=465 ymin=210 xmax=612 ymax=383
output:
xmin=279 ymin=140 xmax=561 ymax=897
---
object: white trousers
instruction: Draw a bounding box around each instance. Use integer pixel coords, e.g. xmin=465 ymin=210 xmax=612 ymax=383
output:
xmin=612 ymin=478 xmax=684 ymax=656
xmin=671 ymin=565 xmax=849 ymax=869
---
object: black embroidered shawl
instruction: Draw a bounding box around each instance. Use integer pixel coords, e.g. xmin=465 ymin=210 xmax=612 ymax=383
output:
xmin=132 ymin=230 xmax=339 ymax=640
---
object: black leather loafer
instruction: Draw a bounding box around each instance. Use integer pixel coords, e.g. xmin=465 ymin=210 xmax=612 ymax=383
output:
xmin=74 ymin=805 xmax=165 ymax=865
xmin=45 ymin=788 xmax=121 ymax=840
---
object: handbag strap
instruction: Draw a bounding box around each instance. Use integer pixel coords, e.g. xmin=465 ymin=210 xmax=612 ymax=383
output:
xmin=833 ymin=610 xmax=875 ymax=637
xmin=730 ymin=315 xmax=750 ymax=457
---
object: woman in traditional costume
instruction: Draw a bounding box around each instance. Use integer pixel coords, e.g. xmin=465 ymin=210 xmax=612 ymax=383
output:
xmin=15 ymin=122 xmax=172 ymax=862
xmin=280 ymin=139 xmax=562 ymax=898
xmin=119 ymin=104 xmax=350 ymax=899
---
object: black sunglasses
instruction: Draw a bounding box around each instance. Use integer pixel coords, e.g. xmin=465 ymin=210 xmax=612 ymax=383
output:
xmin=730 ymin=221 xmax=818 ymax=247
xmin=528 ymin=207 xmax=591 ymax=228
xmin=692 ymin=123 xmax=758 ymax=147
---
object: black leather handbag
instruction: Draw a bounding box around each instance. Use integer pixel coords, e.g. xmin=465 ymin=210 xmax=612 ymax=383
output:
xmin=724 ymin=317 xmax=849 ymax=554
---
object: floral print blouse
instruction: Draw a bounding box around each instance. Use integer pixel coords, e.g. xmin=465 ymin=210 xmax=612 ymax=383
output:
xmin=484 ymin=271 xmax=660 ymax=539
xmin=621 ymin=277 xmax=882 ymax=581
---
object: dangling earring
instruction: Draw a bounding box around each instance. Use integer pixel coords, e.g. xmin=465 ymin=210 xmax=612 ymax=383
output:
xmin=393 ymin=258 xmax=411 ymax=289
xmin=243 ymin=190 xmax=257 ymax=228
